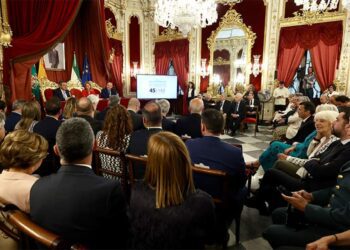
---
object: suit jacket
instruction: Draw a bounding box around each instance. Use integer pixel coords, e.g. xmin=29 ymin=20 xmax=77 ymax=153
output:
xmin=230 ymin=101 xmax=246 ymax=120
xmin=303 ymin=140 xmax=350 ymax=191
xmin=162 ymin=116 xmax=176 ymax=132
xmin=186 ymin=136 xmax=246 ymax=191
xmin=30 ymin=165 xmax=129 ymax=249
xmin=100 ymin=87 xmax=117 ymax=99
xmin=216 ymin=100 xmax=232 ymax=115
xmin=4 ymin=111 xmax=21 ymax=132
xmin=175 ymin=113 xmax=202 ymax=138
xmin=95 ymin=107 xmax=109 ymax=121
xmin=287 ymin=115 xmax=315 ymax=144
xmin=306 ymin=161 xmax=350 ymax=231
xmin=76 ymin=115 xmax=103 ymax=135
xmin=33 ymin=116 xmax=62 ymax=176
xmin=53 ymin=88 xmax=71 ymax=101
xmin=128 ymin=128 xmax=162 ymax=178
xmin=128 ymin=110 xmax=144 ymax=131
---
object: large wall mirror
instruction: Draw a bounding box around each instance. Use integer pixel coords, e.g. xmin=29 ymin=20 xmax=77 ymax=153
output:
xmin=207 ymin=9 xmax=256 ymax=96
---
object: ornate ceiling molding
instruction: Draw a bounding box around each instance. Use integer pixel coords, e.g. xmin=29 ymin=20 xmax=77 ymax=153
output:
xmin=280 ymin=10 xmax=346 ymax=27
xmin=153 ymin=27 xmax=189 ymax=42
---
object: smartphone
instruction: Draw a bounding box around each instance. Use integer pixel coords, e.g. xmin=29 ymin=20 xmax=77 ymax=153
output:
xmin=277 ymin=185 xmax=292 ymax=196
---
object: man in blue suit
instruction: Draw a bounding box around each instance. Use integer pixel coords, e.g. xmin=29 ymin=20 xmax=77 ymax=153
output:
xmin=5 ymin=99 xmax=25 ymax=133
xmin=185 ymin=108 xmax=247 ymax=245
xmin=100 ymin=82 xmax=117 ymax=99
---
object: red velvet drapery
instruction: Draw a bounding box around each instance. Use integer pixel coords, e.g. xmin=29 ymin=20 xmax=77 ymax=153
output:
xmin=4 ymin=0 xmax=82 ymax=101
xmin=154 ymin=39 xmax=189 ymax=114
xmin=129 ymin=16 xmax=140 ymax=92
xmin=109 ymin=39 xmax=123 ymax=96
xmin=213 ymin=65 xmax=230 ymax=86
xmin=278 ymin=21 xmax=342 ymax=90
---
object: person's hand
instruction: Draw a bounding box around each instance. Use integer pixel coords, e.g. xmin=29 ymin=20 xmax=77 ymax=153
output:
xmin=277 ymin=153 xmax=288 ymax=160
xmin=295 ymin=190 xmax=313 ymax=202
xmin=282 ymin=192 xmax=309 ymax=212
xmin=306 ymin=235 xmax=334 ymax=250
xmin=284 ymin=146 xmax=295 ymax=155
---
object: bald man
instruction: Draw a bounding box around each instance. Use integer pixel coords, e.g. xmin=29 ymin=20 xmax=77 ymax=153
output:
xmin=175 ymin=97 xmax=204 ymax=139
xmin=127 ymin=101 xmax=163 ymax=178
xmin=127 ymin=98 xmax=144 ymax=131
xmin=76 ymin=97 xmax=102 ymax=135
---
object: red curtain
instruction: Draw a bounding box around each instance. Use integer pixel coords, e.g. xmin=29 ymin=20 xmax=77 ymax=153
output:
xmin=278 ymin=21 xmax=342 ymax=89
xmin=109 ymin=39 xmax=123 ymax=96
xmin=213 ymin=65 xmax=230 ymax=86
xmin=4 ymin=0 xmax=82 ymax=101
xmin=154 ymin=39 xmax=189 ymax=114
xmin=214 ymin=49 xmax=230 ymax=60
xmin=129 ymin=16 xmax=140 ymax=92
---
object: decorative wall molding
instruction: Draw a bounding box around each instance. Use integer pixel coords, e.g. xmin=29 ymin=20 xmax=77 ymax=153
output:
xmin=153 ymin=27 xmax=187 ymax=42
xmin=280 ymin=10 xmax=346 ymax=27
xmin=105 ymin=19 xmax=123 ymax=41
xmin=213 ymin=57 xmax=230 ymax=65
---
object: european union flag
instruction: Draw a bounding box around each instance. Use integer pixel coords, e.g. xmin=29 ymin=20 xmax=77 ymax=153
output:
xmin=81 ymin=54 xmax=92 ymax=86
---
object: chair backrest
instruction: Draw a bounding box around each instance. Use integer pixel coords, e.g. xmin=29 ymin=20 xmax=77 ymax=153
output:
xmin=92 ymin=88 xmax=101 ymax=95
xmin=244 ymin=105 xmax=259 ymax=121
xmin=191 ymin=165 xmax=230 ymax=205
xmin=93 ymin=147 xmax=127 ymax=191
xmin=0 ymin=203 xmax=85 ymax=250
xmin=70 ymin=88 xmax=82 ymax=99
xmin=125 ymin=154 xmax=147 ymax=186
xmin=40 ymin=79 xmax=58 ymax=103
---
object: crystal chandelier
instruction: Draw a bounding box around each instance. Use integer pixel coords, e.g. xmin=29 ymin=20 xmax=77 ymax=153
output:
xmin=154 ymin=0 xmax=218 ymax=36
xmin=294 ymin=0 xmax=339 ymax=12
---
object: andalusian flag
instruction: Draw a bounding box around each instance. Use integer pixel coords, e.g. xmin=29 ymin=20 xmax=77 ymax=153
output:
xmin=38 ymin=57 xmax=47 ymax=80
xmin=70 ymin=52 xmax=81 ymax=83
xmin=31 ymin=64 xmax=41 ymax=102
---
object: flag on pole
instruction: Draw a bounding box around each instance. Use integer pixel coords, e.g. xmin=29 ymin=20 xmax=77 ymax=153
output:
xmin=81 ymin=53 xmax=92 ymax=86
xmin=70 ymin=52 xmax=81 ymax=83
xmin=31 ymin=64 xmax=41 ymax=101
xmin=38 ymin=57 xmax=47 ymax=80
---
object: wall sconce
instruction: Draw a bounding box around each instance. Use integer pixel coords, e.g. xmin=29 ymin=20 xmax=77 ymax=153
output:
xmin=248 ymin=55 xmax=262 ymax=77
xmin=235 ymin=73 xmax=245 ymax=84
xmin=130 ymin=61 xmax=140 ymax=78
xmin=213 ymin=74 xmax=222 ymax=85
xmin=199 ymin=58 xmax=209 ymax=78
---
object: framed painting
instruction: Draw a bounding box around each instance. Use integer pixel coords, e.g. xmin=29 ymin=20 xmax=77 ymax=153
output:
xmin=44 ymin=43 xmax=65 ymax=71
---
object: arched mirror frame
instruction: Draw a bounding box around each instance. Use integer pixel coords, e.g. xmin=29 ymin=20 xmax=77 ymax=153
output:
xmin=207 ymin=9 xmax=256 ymax=91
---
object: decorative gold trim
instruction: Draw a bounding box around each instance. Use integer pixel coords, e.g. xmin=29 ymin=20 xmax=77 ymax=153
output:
xmin=89 ymin=81 xmax=102 ymax=91
xmin=106 ymin=19 xmax=123 ymax=41
xmin=67 ymin=80 xmax=83 ymax=91
xmin=280 ymin=11 xmax=346 ymax=27
xmin=333 ymin=79 xmax=346 ymax=94
xmin=39 ymin=79 xmax=58 ymax=103
xmin=154 ymin=27 xmax=189 ymax=42
xmin=216 ymin=0 xmax=242 ymax=6
xmin=207 ymin=9 xmax=256 ymax=86
xmin=213 ymin=57 xmax=230 ymax=65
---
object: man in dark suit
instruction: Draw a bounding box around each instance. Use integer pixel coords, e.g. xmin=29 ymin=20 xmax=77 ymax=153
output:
xmin=53 ymin=81 xmax=71 ymax=101
xmin=229 ymin=93 xmax=246 ymax=136
xmin=76 ymin=97 xmax=102 ymax=135
xmin=30 ymin=118 xmax=129 ymax=249
xmin=247 ymin=108 xmax=350 ymax=214
xmin=156 ymin=98 xmax=175 ymax=132
xmin=286 ymin=101 xmax=315 ymax=145
xmin=33 ymin=97 xmax=62 ymax=176
xmin=175 ymin=97 xmax=203 ymax=139
xmin=186 ymin=109 xmax=247 ymax=245
xmin=216 ymin=95 xmax=232 ymax=132
xmin=127 ymin=97 xmax=144 ymax=131
xmin=100 ymin=82 xmax=118 ymax=99
xmin=128 ymin=101 xmax=162 ymax=178
xmin=4 ymin=99 xmax=25 ymax=133
xmin=95 ymin=95 xmax=120 ymax=121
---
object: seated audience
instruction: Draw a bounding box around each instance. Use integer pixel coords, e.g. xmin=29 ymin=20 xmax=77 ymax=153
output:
xmin=96 ymin=95 xmax=120 ymax=121
xmin=30 ymin=118 xmax=129 ymax=249
xmin=100 ymin=81 xmax=117 ymax=99
xmin=15 ymin=100 xmax=41 ymax=132
xmin=0 ymin=130 xmax=48 ymax=212
xmin=334 ymin=95 xmax=350 ymax=107
xmin=156 ymin=98 xmax=175 ymax=132
xmin=130 ymin=131 xmax=215 ymax=249
xmin=263 ymin=157 xmax=350 ymax=248
xmin=96 ymin=104 xmax=132 ymax=180
xmin=319 ymin=94 xmax=329 ymax=104
xmin=203 ymin=93 xmax=216 ymax=109
xmin=176 ymin=97 xmax=204 ymax=138
xmin=243 ymin=84 xmax=259 ymax=100
xmin=33 ymin=97 xmax=62 ymax=176
xmin=272 ymin=94 xmax=295 ymax=124
xmin=5 ymin=99 xmax=25 ymax=132
xmin=128 ymin=101 xmax=162 ymax=178
xmin=76 ymin=97 xmax=102 ymax=135
xmin=53 ymin=81 xmax=71 ymax=101
xmin=81 ymin=81 xmax=97 ymax=97
xmin=306 ymin=229 xmax=350 ymax=250
xmin=216 ymin=94 xmax=232 ymax=130
xmin=247 ymin=107 xmax=350 ymax=214
xmin=186 ymin=109 xmax=246 ymax=245
xmin=62 ymin=97 xmax=76 ymax=120
xmin=244 ymin=92 xmax=260 ymax=132
xmin=229 ymin=93 xmax=246 ymax=136
xmin=323 ymin=83 xmax=339 ymax=97
xmin=127 ymin=97 xmax=144 ymax=131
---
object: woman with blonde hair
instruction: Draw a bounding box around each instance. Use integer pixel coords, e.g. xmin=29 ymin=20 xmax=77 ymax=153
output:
xmin=0 ymin=130 xmax=48 ymax=212
xmin=15 ymin=100 xmax=41 ymax=132
xmin=130 ymin=131 xmax=215 ymax=249
xmin=62 ymin=97 xmax=76 ymax=119
xmin=96 ymin=104 xmax=132 ymax=180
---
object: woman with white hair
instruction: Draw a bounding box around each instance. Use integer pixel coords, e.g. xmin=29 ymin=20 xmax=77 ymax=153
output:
xmin=275 ymin=108 xmax=339 ymax=177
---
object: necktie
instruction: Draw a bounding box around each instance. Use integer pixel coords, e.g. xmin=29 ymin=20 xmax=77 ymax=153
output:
xmin=108 ymin=89 xmax=111 ymax=96
xmin=236 ymin=102 xmax=239 ymax=112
